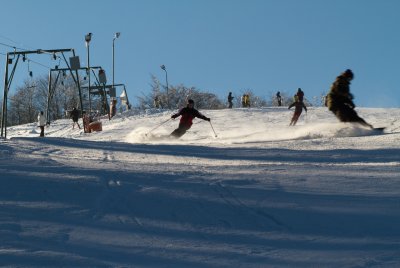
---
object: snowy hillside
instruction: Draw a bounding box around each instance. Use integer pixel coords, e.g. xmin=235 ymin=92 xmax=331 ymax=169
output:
xmin=1 ymin=107 xmax=400 ymax=267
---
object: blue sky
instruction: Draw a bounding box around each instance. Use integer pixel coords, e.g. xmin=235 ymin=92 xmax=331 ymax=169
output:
xmin=1 ymin=0 xmax=399 ymax=107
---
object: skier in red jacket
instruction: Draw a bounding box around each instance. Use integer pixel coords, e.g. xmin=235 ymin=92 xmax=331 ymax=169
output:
xmin=170 ymin=99 xmax=210 ymax=138
xmin=288 ymin=100 xmax=307 ymax=126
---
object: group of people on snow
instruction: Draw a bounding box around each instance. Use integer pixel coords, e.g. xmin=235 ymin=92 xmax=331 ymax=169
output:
xmin=37 ymin=108 xmax=80 ymax=137
xmin=37 ymin=69 xmax=374 ymax=138
xmin=222 ymin=70 xmax=373 ymax=129
xmin=173 ymin=69 xmax=371 ymax=137
xmin=168 ymin=69 xmax=372 ymax=136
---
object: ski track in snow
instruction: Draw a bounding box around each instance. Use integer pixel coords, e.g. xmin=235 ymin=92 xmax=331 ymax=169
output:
xmin=1 ymin=107 xmax=400 ymax=267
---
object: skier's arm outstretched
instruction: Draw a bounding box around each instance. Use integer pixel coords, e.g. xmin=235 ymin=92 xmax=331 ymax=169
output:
xmin=171 ymin=108 xmax=184 ymax=119
xmin=195 ymin=110 xmax=211 ymax=121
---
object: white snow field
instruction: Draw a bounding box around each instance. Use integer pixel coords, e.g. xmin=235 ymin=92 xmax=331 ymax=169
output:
xmin=1 ymin=107 xmax=400 ymax=267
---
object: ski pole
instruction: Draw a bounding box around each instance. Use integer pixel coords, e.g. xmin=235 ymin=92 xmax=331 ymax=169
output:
xmin=305 ymin=110 xmax=308 ymax=123
xmin=145 ymin=118 xmax=171 ymax=136
xmin=209 ymin=121 xmax=218 ymax=138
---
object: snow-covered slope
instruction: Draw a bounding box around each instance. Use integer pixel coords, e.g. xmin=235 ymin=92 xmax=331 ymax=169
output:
xmin=1 ymin=107 xmax=400 ymax=267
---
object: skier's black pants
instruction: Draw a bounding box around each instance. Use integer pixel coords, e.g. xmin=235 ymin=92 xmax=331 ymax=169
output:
xmin=330 ymin=105 xmax=371 ymax=127
xmin=39 ymin=126 xmax=45 ymax=137
xmin=170 ymin=124 xmax=190 ymax=138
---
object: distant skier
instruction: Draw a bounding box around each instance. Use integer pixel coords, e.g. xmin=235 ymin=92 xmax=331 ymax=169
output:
xmin=227 ymin=92 xmax=234 ymax=108
xmin=288 ymin=100 xmax=307 ymax=126
xmin=326 ymin=69 xmax=373 ymax=128
xmin=276 ymin=91 xmax=282 ymax=106
xmin=244 ymin=94 xmax=250 ymax=107
xmin=110 ymin=99 xmax=117 ymax=118
xmin=37 ymin=111 xmax=46 ymax=137
xmin=241 ymin=94 xmax=246 ymax=108
xmin=154 ymin=96 xmax=162 ymax=108
xmin=170 ymin=99 xmax=211 ymax=138
xmin=70 ymin=107 xmax=81 ymax=129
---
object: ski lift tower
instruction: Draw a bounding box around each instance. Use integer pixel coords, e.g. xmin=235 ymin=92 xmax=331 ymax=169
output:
xmin=46 ymin=65 xmax=106 ymax=124
xmin=1 ymin=48 xmax=83 ymax=139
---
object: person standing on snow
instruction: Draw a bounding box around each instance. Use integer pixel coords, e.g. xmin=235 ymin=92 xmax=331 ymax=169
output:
xmin=288 ymin=100 xmax=307 ymax=126
xmin=326 ymin=69 xmax=373 ymax=128
xmin=70 ymin=107 xmax=81 ymax=129
xmin=154 ymin=96 xmax=162 ymax=109
xmin=227 ymin=92 xmax=234 ymax=108
xmin=170 ymin=99 xmax=211 ymax=138
xmin=246 ymin=94 xmax=251 ymax=107
xmin=276 ymin=91 xmax=282 ymax=106
xmin=241 ymin=94 xmax=246 ymax=108
xmin=37 ymin=111 xmax=46 ymax=137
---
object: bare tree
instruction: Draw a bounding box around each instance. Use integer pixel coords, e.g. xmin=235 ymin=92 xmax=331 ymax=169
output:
xmin=137 ymin=75 xmax=224 ymax=110
xmin=5 ymin=72 xmax=89 ymax=126
xmin=8 ymin=80 xmax=39 ymax=125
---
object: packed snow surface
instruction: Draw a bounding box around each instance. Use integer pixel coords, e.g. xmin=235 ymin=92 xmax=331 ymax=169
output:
xmin=1 ymin=107 xmax=400 ymax=267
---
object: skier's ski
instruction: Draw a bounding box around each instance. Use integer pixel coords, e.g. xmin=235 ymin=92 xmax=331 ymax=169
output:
xmin=372 ymin=127 xmax=385 ymax=132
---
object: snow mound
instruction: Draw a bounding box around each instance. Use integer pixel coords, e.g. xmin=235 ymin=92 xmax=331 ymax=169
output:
xmin=125 ymin=127 xmax=173 ymax=143
xmin=5 ymin=107 xmax=394 ymax=146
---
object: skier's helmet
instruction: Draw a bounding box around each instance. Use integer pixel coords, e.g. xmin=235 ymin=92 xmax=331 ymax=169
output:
xmin=187 ymin=99 xmax=194 ymax=105
xmin=343 ymin=69 xmax=354 ymax=80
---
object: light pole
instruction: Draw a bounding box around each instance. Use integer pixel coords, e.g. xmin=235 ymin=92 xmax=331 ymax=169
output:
xmin=112 ymin=32 xmax=120 ymax=90
xmin=85 ymin=33 xmax=92 ymax=113
xmin=160 ymin=64 xmax=169 ymax=108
